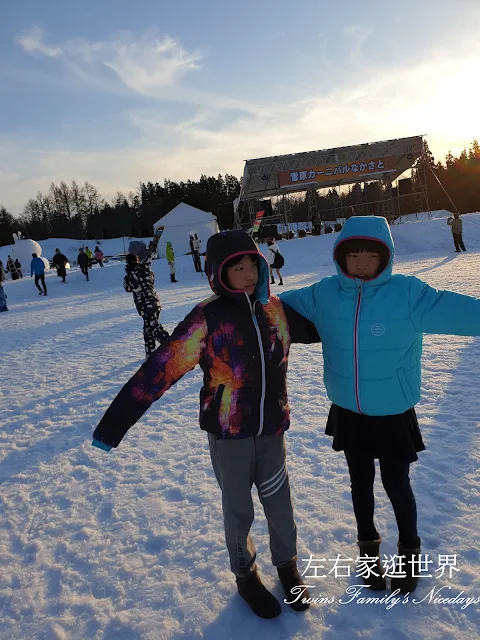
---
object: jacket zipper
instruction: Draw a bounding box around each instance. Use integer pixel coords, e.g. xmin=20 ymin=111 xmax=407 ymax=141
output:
xmin=247 ymin=295 xmax=266 ymax=435
xmin=354 ymin=282 xmax=363 ymax=414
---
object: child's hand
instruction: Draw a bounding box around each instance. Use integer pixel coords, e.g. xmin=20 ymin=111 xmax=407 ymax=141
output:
xmin=92 ymin=439 xmax=112 ymax=452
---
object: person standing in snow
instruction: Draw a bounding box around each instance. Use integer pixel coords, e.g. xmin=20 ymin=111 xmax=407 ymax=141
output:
xmin=447 ymin=213 xmax=466 ymax=252
xmin=124 ymin=233 xmax=170 ymax=358
xmin=280 ymin=215 xmax=480 ymax=596
xmin=0 ymin=259 xmax=8 ymax=311
xmin=92 ymin=230 xmax=321 ymax=619
xmin=77 ymin=248 xmax=90 ymax=281
xmin=165 ymin=241 xmax=178 ymax=283
xmin=6 ymin=256 xmax=20 ymax=281
xmin=52 ymin=248 xmax=69 ymax=283
xmin=94 ymin=246 xmax=104 ymax=267
xmin=14 ymin=259 xmax=23 ymax=278
xmin=267 ymin=238 xmax=284 ymax=286
xmin=0 ymin=279 xmax=7 ymax=312
xmin=189 ymin=234 xmax=202 ymax=273
xmin=30 ymin=253 xmax=47 ymax=296
xmin=84 ymin=246 xmax=93 ymax=267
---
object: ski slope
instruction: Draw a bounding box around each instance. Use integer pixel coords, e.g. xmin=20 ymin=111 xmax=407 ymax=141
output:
xmin=0 ymin=215 xmax=479 ymax=639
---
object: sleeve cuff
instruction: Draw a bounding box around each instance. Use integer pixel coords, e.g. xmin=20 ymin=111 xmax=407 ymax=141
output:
xmin=92 ymin=439 xmax=112 ymax=452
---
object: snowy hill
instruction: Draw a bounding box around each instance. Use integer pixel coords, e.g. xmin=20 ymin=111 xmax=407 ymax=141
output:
xmin=0 ymin=215 xmax=479 ymax=639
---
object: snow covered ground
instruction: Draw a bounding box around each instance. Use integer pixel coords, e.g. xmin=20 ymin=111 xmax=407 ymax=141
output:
xmin=0 ymin=215 xmax=479 ymax=640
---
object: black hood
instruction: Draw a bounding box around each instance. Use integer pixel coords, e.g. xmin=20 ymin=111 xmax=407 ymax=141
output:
xmin=205 ymin=230 xmax=270 ymax=303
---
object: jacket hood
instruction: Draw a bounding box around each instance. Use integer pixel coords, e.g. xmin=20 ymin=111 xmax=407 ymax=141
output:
xmin=205 ymin=230 xmax=270 ymax=303
xmin=333 ymin=216 xmax=394 ymax=289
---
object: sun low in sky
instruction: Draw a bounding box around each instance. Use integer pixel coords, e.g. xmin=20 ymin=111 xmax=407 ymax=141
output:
xmin=0 ymin=0 xmax=479 ymax=214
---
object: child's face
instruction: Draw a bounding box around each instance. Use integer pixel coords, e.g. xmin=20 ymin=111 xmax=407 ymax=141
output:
xmin=225 ymin=255 xmax=258 ymax=295
xmin=345 ymin=251 xmax=381 ymax=280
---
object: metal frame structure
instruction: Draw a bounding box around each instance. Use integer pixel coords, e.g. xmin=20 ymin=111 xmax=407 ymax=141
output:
xmin=234 ymin=136 xmax=428 ymax=230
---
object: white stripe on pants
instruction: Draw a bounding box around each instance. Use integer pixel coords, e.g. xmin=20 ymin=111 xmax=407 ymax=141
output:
xmin=208 ymin=433 xmax=297 ymax=577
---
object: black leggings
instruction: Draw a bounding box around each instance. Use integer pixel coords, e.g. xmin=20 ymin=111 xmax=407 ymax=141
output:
xmin=345 ymin=451 xmax=418 ymax=547
xmin=34 ymin=274 xmax=47 ymax=293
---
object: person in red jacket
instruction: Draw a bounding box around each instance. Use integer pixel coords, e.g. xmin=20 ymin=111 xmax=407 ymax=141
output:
xmin=92 ymin=230 xmax=321 ymax=619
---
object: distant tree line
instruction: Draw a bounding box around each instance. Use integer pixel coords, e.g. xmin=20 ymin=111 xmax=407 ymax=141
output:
xmin=1 ymin=140 xmax=479 ymax=247
xmin=0 ymin=174 xmax=240 ymax=247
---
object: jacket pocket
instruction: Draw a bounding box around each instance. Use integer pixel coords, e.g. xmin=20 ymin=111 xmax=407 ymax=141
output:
xmin=396 ymin=368 xmax=415 ymax=407
xmin=200 ymin=384 xmax=225 ymax=435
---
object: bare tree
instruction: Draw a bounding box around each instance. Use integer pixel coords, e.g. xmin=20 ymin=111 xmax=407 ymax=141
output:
xmin=59 ymin=181 xmax=73 ymax=221
xmin=84 ymin=181 xmax=103 ymax=217
xmin=49 ymin=182 xmax=65 ymax=216
xmin=71 ymin=180 xmax=89 ymax=227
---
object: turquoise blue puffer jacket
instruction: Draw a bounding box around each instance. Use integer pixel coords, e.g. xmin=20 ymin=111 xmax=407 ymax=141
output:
xmin=281 ymin=216 xmax=480 ymax=416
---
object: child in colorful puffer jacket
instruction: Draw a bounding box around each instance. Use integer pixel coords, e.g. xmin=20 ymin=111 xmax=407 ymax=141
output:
xmin=280 ymin=215 xmax=480 ymax=595
xmin=92 ymin=230 xmax=320 ymax=619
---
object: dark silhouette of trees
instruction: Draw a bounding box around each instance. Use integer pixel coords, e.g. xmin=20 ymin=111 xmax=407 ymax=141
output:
xmin=1 ymin=140 xmax=480 ymax=246
xmin=0 ymin=174 xmax=240 ymax=245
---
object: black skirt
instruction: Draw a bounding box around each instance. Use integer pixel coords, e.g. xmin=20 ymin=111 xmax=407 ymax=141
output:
xmin=271 ymin=254 xmax=284 ymax=269
xmin=325 ymin=404 xmax=425 ymax=463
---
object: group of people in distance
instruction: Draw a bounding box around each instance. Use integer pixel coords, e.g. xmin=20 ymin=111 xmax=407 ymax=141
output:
xmin=92 ymin=215 xmax=480 ymax=619
xmin=61 ymin=245 xmax=105 ymax=284
xmin=28 ymin=245 xmax=105 ymax=295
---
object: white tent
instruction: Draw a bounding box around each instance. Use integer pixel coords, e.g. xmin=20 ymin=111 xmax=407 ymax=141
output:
xmin=153 ymin=203 xmax=218 ymax=258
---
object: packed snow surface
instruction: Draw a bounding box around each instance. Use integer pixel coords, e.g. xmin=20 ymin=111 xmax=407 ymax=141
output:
xmin=1 ymin=213 xmax=479 ymax=639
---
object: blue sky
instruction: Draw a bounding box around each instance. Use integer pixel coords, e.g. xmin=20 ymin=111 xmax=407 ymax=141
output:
xmin=1 ymin=0 xmax=479 ymax=214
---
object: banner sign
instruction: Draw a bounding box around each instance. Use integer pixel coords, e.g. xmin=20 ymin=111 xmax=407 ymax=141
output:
xmin=278 ymin=155 xmax=397 ymax=188
xmin=253 ymin=210 xmax=264 ymax=230
xmin=250 ymin=210 xmax=265 ymax=235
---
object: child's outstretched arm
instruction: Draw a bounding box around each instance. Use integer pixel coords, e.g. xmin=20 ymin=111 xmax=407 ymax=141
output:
xmin=279 ymin=282 xmax=322 ymax=324
xmin=409 ymin=276 xmax=480 ymax=335
xmin=281 ymin=300 xmax=321 ymax=344
xmin=92 ymin=306 xmax=207 ymax=449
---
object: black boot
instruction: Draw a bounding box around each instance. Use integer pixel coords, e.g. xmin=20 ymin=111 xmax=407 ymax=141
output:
xmin=270 ymin=276 xmax=275 ymax=284
xmin=277 ymin=279 xmax=283 ymax=286
xmin=236 ymin=571 xmax=281 ymax=619
xmin=170 ymin=274 xmax=178 ymax=283
xmin=390 ymin=537 xmax=421 ymax=594
xmin=277 ymin=563 xmax=310 ymax=611
xmin=357 ymin=537 xmax=387 ymax=590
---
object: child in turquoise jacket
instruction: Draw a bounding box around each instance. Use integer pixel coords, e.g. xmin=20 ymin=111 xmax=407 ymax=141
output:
xmin=280 ymin=215 xmax=480 ymax=594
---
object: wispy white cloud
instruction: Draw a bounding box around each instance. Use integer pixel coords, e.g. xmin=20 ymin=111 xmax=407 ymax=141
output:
xmin=16 ymin=26 xmax=62 ymax=58
xmin=342 ymin=24 xmax=371 ymax=65
xmin=16 ymin=27 xmax=203 ymax=94
xmin=3 ymin=28 xmax=480 ymax=213
xmin=14 ymin=27 xmax=261 ymax=115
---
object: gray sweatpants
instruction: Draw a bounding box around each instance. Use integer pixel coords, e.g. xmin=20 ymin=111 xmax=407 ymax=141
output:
xmin=208 ymin=432 xmax=297 ymax=578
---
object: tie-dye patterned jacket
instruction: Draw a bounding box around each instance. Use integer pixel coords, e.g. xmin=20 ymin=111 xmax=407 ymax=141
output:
xmin=93 ymin=231 xmax=320 ymax=447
